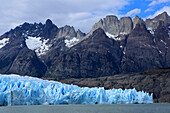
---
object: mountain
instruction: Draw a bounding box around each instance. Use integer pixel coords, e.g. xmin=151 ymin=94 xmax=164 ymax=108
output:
xmin=45 ymin=28 xmax=122 ymax=79
xmin=0 ymin=12 xmax=169 ymax=79
xmin=0 ymin=19 xmax=85 ymax=77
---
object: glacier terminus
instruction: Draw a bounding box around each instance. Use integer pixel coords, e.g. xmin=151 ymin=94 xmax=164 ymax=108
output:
xmin=0 ymin=74 xmax=153 ymax=106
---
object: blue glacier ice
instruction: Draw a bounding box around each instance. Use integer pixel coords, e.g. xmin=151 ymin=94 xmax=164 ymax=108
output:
xmin=0 ymin=74 xmax=153 ymax=105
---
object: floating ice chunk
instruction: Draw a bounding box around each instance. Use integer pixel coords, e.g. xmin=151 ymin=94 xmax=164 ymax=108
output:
xmin=0 ymin=74 xmax=153 ymax=106
xmin=0 ymin=38 xmax=9 ymax=49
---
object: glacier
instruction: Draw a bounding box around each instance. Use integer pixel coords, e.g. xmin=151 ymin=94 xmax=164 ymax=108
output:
xmin=0 ymin=74 xmax=153 ymax=106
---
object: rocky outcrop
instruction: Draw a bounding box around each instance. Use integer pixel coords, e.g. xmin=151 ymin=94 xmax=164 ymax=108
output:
xmin=57 ymin=25 xmax=77 ymax=39
xmin=133 ymin=15 xmax=144 ymax=29
xmin=76 ymin=29 xmax=86 ymax=39
xmin=43 ymin=19 xmax=58 ymax=39
xmin=90 ymin=15 xmax=133 ymax=36
xmin=120 ymin=17 xmax=133 ymax=34
xmin=59 ymin=68 xmax=170 ymax=103
xmin=145 ymin=12 xmax=170 ymax=35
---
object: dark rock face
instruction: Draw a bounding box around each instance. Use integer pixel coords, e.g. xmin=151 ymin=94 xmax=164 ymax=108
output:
xmin=121 ymin=23 xmax=161 ymax=73
xmin=43 ymin=19 xmax=58 ymax=39
xmin=0 ymin=32 xmax=47 ymax=77
xmin=46 ymin=28 xmax=122 ymax=79
xmin=59 ymin=68 xmax=170 ymax=103
xmin=8 ymin=47 xmax=47 ymax=78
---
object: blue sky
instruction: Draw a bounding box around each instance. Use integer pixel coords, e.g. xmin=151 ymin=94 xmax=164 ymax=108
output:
xmin=0 ymin=0 xmax=169 ymax=35
xmin=121 ymin=0 xmax=170 ymax=18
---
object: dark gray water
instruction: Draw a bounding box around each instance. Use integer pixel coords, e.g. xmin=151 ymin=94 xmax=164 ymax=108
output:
xmin=0 ymin=104 xmax=170 ymax=113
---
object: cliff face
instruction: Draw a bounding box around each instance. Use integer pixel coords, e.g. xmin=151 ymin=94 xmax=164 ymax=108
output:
xmin=91 ymin=15 xmax=133 ymax=36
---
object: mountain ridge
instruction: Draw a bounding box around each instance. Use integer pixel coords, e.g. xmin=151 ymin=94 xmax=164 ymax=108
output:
xmin=0 ymin=12 xmax=169 ymax=79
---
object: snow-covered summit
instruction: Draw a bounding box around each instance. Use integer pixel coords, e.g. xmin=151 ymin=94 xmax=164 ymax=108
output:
xmin=0 ymin=74 xmax=153 ymax=106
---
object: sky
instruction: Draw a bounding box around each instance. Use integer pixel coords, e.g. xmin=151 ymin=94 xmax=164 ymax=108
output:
xmin=0 ymin=0 xmax=169 ymax=35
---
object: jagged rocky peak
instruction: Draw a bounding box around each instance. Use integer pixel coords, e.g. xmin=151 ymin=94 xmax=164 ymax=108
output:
xmin=103 ymin=15 xmax=120 ymax=35
xmin=59 ymin=26 xmax=86 ymax=48
xmin=90 ymin=15 xmax=133 ymax=40
xmin=120 ymin=17 xmax=133 ymax=35
xmin=154 ymin=12 xmax=169 ymax=23
xmin=43 ymin=19 xmax=58 ymax=39
xmin=145 ymin=12 xmax=170 ymax=35
xmin=45 ymin=19 xmax=53 ymax=25
xmin=91 ymin=19 xmax=104 ymax=33
xmin=76 ymin=29 xmax=86 ymax=38
xmin=57 ymin=25 xmax=76 ymax=39
xmin=133 ymin=15 xmax=144 ymax=29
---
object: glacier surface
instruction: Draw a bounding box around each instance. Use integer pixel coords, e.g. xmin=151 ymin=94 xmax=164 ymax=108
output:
xmin=0 ymin=74 xmax=153 ymax=105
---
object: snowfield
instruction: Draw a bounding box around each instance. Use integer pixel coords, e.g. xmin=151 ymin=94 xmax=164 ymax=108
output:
xmin=25 ymin=36 xmax=51 ymax=56
xmin=0 ymin=74 xmax=153 ymax=105
xmin=0 ymin=38 xmax=9 ymax=49
xmin=64 ymin=37 xmax=79 ymax=48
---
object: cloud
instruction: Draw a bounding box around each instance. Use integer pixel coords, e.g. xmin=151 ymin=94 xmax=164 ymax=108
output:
xmin=144 ymin=8 xmax=154 ymax=12
xmin=0 ymin=0 xmax=130 ymax=35
xmin=126 ymin=8 xmax=141 ymax=17
xmin=147 ymin=6 xmax=170 ymax=19
xmin=148 ymin=0 xmax=170 ymax=6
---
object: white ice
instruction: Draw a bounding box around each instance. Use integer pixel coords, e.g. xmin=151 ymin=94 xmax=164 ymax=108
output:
xmin=0 ymin=74 xmax=153 ymax=106
xmin=0 ymin=38 xmax=9 ymax=49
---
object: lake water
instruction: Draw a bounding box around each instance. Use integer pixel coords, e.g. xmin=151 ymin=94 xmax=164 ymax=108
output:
xmin=0 ymin=104 xmax=170 ymax=113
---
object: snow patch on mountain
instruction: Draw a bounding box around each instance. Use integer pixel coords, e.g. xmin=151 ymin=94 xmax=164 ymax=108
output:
xmin=0 ymin=38 xmax=9 ymax=49
xmin=147 ymin=27 xmax=154 ymax=35
xmin=26 ymin=36 xmax=42 ymax=50
xmin=105 ymin=32 xmax=121 ymax=41
xmin=0 ymin=74 xmax=153 ymax=105
xmin=65 ymin=37 xmax=79 ymax=48
xmin=120 ymin=32 xmax=128 ymax=35
xmin=25 ymin=36 xmax=51 ymax=56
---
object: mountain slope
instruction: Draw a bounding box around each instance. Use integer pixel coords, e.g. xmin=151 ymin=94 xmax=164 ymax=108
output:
xmin=46 ymin=28 xmax=122 ymax=79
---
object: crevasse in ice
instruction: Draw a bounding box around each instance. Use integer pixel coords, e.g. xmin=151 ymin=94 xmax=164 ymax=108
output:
xmin=0 ymin=74 xmax=153 ymax=105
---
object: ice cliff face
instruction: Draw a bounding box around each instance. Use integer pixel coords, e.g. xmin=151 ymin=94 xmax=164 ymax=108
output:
xmin=0 ymin=74 xmax=153 ymax=105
